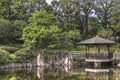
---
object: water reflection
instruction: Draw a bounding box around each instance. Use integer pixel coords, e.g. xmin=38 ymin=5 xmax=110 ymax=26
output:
xmin=37 ymin=67 xmax=44 ymax=80
xmin=86 ymin=68 xmax=113 ymax=80
xmin=0 ymin=66 xmax=120 ymax=80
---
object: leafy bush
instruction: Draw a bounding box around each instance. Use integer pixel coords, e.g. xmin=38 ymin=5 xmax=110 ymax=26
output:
xmin=97 ymin=29 xmax=114 ymax=40
xmin=9 ymin=54 xmax=17 ymax=62
xmin=13 ymin=20 xmax=27 ymax=42
xmin=0 ymin=46 xmax=19 ymax=53
xmin=0 ymin=49 xmax=9 ymax=64
xmin=116 ymin=43 xmax=120 ymax=52
xmin=75 ymin=46 xmax=86 ymax=51
xmin=0 ymin=49 xmax=9 ymax=54
xmin=0 ymin=19 xmax=14 ymax=44
xmin=15 ymin=48 xmax=35 ymax=62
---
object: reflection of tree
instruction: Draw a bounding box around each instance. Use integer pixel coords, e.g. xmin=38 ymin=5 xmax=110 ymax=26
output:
xmin=63 ymin=55 xmax=73 ymax=66
xmin=63 ymin=65 xmax=73 ymax=76
xmin=0 ymin=66 xmax=118 ymax=80
xmin=0 ymin=68 xmax=38 ymax=80
xmin=37 ymin=67 xmax=44 ymax=80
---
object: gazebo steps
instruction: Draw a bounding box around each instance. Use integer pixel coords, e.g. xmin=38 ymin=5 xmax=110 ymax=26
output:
xmin=85 ymin=59 xmax=114 ymax=62
xmin=85 ymin=68 xmax=112 ymax=73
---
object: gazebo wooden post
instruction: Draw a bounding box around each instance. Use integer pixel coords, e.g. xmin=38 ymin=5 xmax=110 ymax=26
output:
xmin=86 ymin=45 xmax=87 ymax=53
xmin=107 ymin=45 xmax=110 ymax=53
xmin=88 ymin=45 xmax=89 ymax=52
xmin=107 ymin=45 xmax=111 ymax=59
xmin=98 ymin=45 xmax=100 ymax=53
xmin=86 ymin=45 xmax=88 ymax=58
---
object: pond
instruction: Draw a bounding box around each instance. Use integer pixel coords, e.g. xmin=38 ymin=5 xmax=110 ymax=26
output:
xmin=0 ymin=66 xmax=120 ymax=80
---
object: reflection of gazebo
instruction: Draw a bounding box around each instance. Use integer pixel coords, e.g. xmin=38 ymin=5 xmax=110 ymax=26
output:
xmin=78 ymin=36 xmax=115 ymax=67
xmin=86 ymin=69 xmax=113 ymax=80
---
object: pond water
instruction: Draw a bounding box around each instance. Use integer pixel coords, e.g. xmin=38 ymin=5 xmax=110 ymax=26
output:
xmin=0 ymin=66 xmax=120 ymax=80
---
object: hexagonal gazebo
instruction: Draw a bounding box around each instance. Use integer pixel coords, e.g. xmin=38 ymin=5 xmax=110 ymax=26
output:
xmin=78 ymin=36 xmax=115 ymax=67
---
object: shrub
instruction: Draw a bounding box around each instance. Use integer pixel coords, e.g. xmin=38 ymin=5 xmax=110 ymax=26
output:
xmin=0 ymin=49 xmax=9 ymax=64
xmin=0 ymin=46 xmax=19 ymax=53
xmin=9 ymin=54 xmax=17 ymax=62
xmin=75 ymin=45 xmax=86 ymax=51
xmin=15 ymin=48 xmax=35 ymax=62
xmin=0 ymin=49 xmax=9 ymax=54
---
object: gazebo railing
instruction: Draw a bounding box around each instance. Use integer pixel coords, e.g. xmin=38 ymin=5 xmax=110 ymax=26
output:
xmin=86 ymin=53 xmax=113 ymax=59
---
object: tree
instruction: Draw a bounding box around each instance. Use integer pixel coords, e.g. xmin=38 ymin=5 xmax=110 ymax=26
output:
xmin=52 ymin=0 xmax=80 ymax=30
xmin=56 ymin=29 xmax=81 ymax=50
xmin=13 ymin=20 xmax=27 ymax=43
xmin=97 ymin=29 xmax=113 ymax=40
xmin=11 ymin=0 xmax=30 ymax=21
xmin=22 ymin=11 xmax=81 ymax=52
xmin=0 ymin=19 xmax=27 ymax=44
xmin=29 ymin=11 xmax=58 ymax=27
xmin=88 ymin=17 xmax=101 ymax=38
xmin=110 ymin=0 xmax=120 ymax=42
xmin=79 ymin=0 xmax=94 ymax=39
xmin=22 ymin=25 xmax=61 ymax=51
xmin=26 ymin=0 xmax=48 ymax=14
xmin=52 ymin=0 xmax=94 ymax=39
xmin=22 ymin=11 xmax=60 ymax=52
xmin=0 ymin=19 xmax=14 ymax=44
xmin=0 ymin=0 xmax=13 ymax=20
xmin=0 ymin=0 xmax=48 ymax=21
xmin=94 ymin=0 xmax=113 ymax=29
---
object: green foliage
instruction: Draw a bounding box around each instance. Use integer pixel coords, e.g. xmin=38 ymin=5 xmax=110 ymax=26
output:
xmin=88 ymin=17 xmax=101 ymax=38
xmin=11 ymin=0 xmax=30 ymax=21
xmin=75 ymin=45 xmax=86 ymax=51
xmin=0 ymin=0 xmax=13 ymax=20
xmin=9 ymin=54 xmax=17 ymax=62
xmin=116 ymin=43 xmax=120 ymax=52
xmin=0 ymin=19 xmax=26 ymax=44
xmin=0 ymin=49 xmax=9 ymax=63
xmin=0 ymin=19 xmax=14 ymax=44
xmin=0 ymin=0 xmax=48 ymax=21
xmin=52 ymin=0 xmax=94 ymax=39
xmin=22 ymin=11 xmax=59 ymax=51
xmin=29 ymin=11 xmax=58 ymax=27
xmin=13 ymin=20 xmax=27 ymax=41
xmin=0 ymin=0 xmax=119 ymax=64
xmin=0 ymin=46 xmax=19 ymax=53
xmin=0 ymin=49 xmax=9 ymax=54
xmin=52 ymin=0 xmax=80 ymax=30
xmin=110 ymin=0 xmax=120 ymax=42
xmin=94 ymin=0 xmax=113 ymax=29
xmin=97 ymin=29 xmax=113 ymax=40
xmin=23 ymin=11 xmax=81 ymax=51
xmin=23 ymin=25 xmax=61 ymax=50
xmin=15 ymin=48 xmax=35 ymax=62
xmin=55 ymin=29 xmax=81 ymax=50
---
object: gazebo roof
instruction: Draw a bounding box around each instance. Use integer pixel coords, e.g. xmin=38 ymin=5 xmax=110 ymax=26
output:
xmin=78 ymin=36 xmax=115 ymax=45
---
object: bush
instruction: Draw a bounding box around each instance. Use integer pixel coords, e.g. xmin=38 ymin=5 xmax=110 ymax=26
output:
xmin=9 ymin=54 xmax=17 ymax=62
xmin=0 ymin=49 xmax=9 ymax=54
xmin=97 ymin=29 xmax=114 ymax=40
xmin=0 ymin=49 xmax=9 ymax=64
xmin=15 ymin=48 xmax=35 ymax=62
xmin=75 ymin=45 xmax=86 ymax=51
xmin=0 ymin=19 xmax=14 ymax=44
xmin=116 ymin=43 xmax=120 ymax=52
xmin=0 ymin=46 xmax=19 ymax=53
